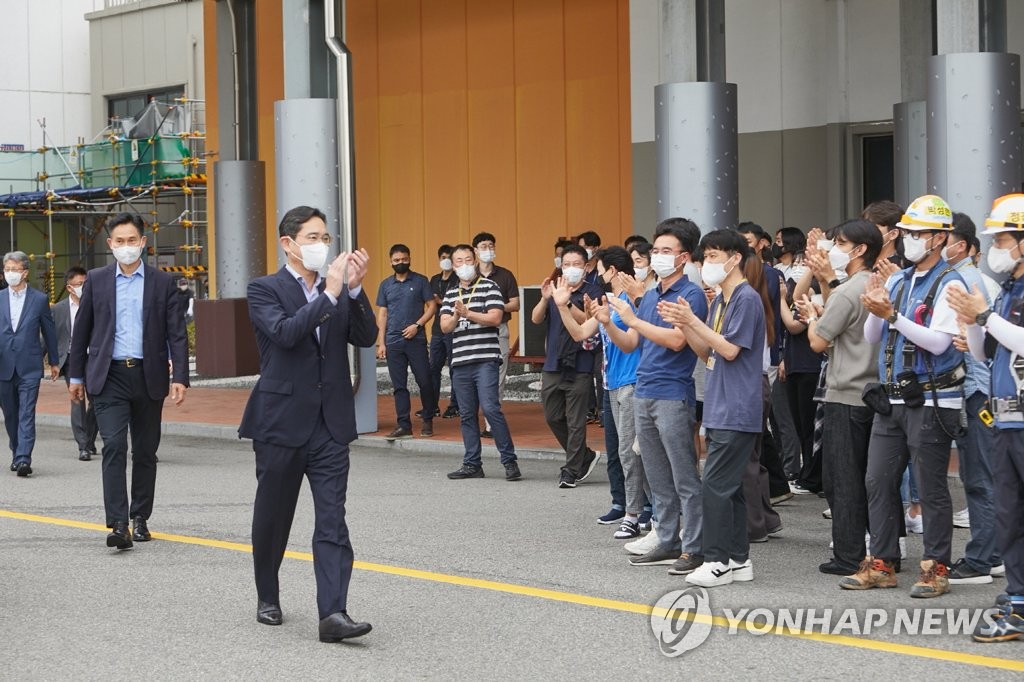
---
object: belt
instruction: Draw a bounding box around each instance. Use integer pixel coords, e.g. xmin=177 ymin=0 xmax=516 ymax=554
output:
xmin=112 ymin=357 xmax=143 ymax=368
xmin=885 ymin=364 xmax=966 ymax=398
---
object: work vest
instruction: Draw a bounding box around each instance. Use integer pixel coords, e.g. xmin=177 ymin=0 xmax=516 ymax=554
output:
xmin=991 ymin=277 xmax=1024 ymax=430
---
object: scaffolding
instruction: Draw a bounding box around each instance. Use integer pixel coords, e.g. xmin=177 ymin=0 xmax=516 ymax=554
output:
xmin=0 ymin=97 xmax=208 ymax=302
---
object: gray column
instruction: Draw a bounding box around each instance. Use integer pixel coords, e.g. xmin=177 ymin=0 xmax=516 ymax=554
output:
xmin=926 ymin=52 xmax=1022 ymax=243
xmin=661 ymin=0 xmax=697 ymax=83
xmin=213 ymin=160 xmax=268 ymax=298
xmin=273 ymin=98 xmax=341 ymax=269
xmin=935 ymin=0 xmax=980 ymax=54
xmin=655 ymin=82 xmax=738 ymax=232
xmin=893 ymin=101 xmax=928 ymax=209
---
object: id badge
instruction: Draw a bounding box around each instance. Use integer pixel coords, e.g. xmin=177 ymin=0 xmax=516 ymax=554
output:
xmin=706 ymin=353 xmax=716 ymax=371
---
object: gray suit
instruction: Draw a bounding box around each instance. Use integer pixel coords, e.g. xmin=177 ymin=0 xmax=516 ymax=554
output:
xmin=53 ymin=297 xmax=97 ymax=456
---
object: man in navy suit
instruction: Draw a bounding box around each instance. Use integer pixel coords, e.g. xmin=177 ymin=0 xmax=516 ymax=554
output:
xmin=0 ymin=251 xmax=59 ymax=477
xmin=54 ymin=266 xmax=99 ymax=461
xmin=239 ymin=205 xmax=377 ymax=642
xmin=68 ymin=213 xmax=189 ymax=550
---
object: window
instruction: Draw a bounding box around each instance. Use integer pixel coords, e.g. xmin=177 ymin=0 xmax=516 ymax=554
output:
xmin=107 ymin=87 xmax=185 ymax=122
xmin=861 ymin=134 xmax=895 ymax=208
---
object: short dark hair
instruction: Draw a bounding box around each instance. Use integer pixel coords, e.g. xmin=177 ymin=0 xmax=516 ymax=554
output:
xmin=699 ymin=229 xmax=752 ymax=265
xmin=629 ymin=241 xmax=653 ymax=260
xmin=389 ymin=243 xmax=410 ymax=257
xmin=106 ymin=212 xmax=146 ymax=237
xmin=64 ymin=266 xmax=87 ymax=284
xmin=654 ymin=217 xmax=701 ymax=255
xmin=623 ymin=234 xmax=648 ymax=251
xmin=832 ymin=218 xmax=883 ymax=269
xmin=437 ymin=243 xmax=453 ymax=258
xmin=862 ymin=200 xmax=903 ymax=229
xmin=576 ymin=230 xmax=601 ymax=248
xmin=278 ymin=205 xmax=327 ymax=239
xmin=560 ymin=244 xmax=588 ymax=264
xmin=451 ymin=243 xmax=475 ymax=259
xmin=472 ymin=232 xmax=496 ymax=247
xmin=596 ymin=246 xmax=634 ymax=276
xmin=951 ymin=212 xmax=977 ymax=243
xmin=736 ymin=221 xmax=770 ymax=243
xmin=969 ymin=235 xmax=981 ymax=253
xmin=776 ymin=226 xmax=806 ymax=256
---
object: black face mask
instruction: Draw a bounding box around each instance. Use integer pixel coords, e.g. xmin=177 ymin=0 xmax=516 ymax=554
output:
xmin=771 ymin=244 xmax=784 ymax=260
xmin=601 ymin=279 xmax=614 ymax=293
xmin=392 ymin=263 xmax=410 ymax=275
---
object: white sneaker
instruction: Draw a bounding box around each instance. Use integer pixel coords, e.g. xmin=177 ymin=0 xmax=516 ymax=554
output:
xmin=686 ymin=561 xmax=733 ymax=587
xmin=822 ymin=508 xmax=832 ymax=519
xmin=899 ymin=536 xmax=907 ymax=560
xmin=865 ymin=532 xmax=871 ymax=556
xmin=578 ymin=451 xmax=602 ymax=482
xmin=864 ymin=533 xmax=906 ymax=559
xmin=729 ymin=558 xmax=753 ymax=582
xmin=904 ymin=510 xmax=923 ymax=534
xmin=953 ymin=508 xmax=970 ymax=529
xmin=624 ymin=530 xmax=660 ymax=556
xmin=790 ymin=482 xmax=814 ymax=495
xmin=991 ymin=563 xmax=1006 ymax=577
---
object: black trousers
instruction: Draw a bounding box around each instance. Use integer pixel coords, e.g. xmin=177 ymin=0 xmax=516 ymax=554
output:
xmin=786 ymin=371 xmax=821 ymax=491
xmin=992 ymin=428 xmax=1024 ymax=597
xmin=252 ymin=412 xmax=353 ymax=620
xmin=822 ymin=402 xmax=874 ymax=571
xmin=91 ymin=363 xmax=163 ymax=527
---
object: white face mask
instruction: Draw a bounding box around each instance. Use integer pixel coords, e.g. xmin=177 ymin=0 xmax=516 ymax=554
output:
xmin=701 ymin=261 xmax=729 ymax=288
xmin=4 ymin=271 xmax=23 ymax=287
xmin=477 ymin=249 xmax=495 ymax=264
xmin=633 ymin=266 xmax=649 ymax=281
xmin=71 ymin=285 xmax=83 ymax=298
xmin=683 ymin=261 xmax=703 ymax=289
xmin=112 ymin=244 xmax=144 ymax=266
xmin=828 ymin=245 xmax=855 ymax=272
xmin=455 ymin=264 xmax=476 ymax=281
xmin=553 ymin=256 xmax=562 ymax=269
xmin=902 ymin=233 xmax=931 ymax=263
xmin=650 ymin=253 xmax=679 ymax=279
xmin=987 ymin=245 xmax=1021 ymax=274
xmin=290 ymin=239 xmax=328 ymax=271
xmin=585 ymin=248 xmax=595 ymax=261
xmin=439 ymin=258 xmax=452 ymax=272
xmin=562 ymin=266 xmax=584 ymax=285
xmin=817 ymin=239 xmax=834 ymax=252
xmin=941 ymin=242 xmax=963 ymax=263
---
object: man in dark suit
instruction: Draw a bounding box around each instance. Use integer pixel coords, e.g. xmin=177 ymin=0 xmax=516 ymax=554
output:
xmin=0 ymin=251 xmax=59 ymax=477
xmin=54 ymin=265 xmax=98 ymax=461
xmin=239 ymin=205 xmax=377 ymax=643
xmin=68 ymin=213 xmax=189 ymax=550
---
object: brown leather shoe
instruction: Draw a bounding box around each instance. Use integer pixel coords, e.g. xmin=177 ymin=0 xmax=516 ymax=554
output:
xmin=839 ymin=556 xmax=897 ymax=590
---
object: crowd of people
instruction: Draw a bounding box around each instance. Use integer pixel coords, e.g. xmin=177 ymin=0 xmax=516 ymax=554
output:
xmin=372 ymin=194 xmax=1023 ymax=643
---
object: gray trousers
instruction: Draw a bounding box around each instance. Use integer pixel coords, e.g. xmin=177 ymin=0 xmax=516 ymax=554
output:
xmin=635 ymin=397 xmax=702 ymax=555
xmin=768 ymin=367 xmax=802 ymax=478
xmin=704 ymin=428 xmax=759 ymax=564
xmin=866 ymin=404 xmax=957 ymax=564
xmin=609 ymin=384 xmax=648 ymax=515
xmin=747 ymin=374 xmax=782 ymax=540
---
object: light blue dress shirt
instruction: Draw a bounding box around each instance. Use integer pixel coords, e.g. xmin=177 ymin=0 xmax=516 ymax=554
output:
xmin=113 ymin=263 xmax=145 ymax=359
xmin=8 ymin=286 xmax=27 ymax=332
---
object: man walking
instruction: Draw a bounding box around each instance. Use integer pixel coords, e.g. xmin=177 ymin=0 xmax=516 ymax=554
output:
xmin=240 ymin=205 xmax=377 ymax=642
xmin=68 ymin=213 xmax=189 ymax=548
xmin=54 ymin=266 xmax=98 ymax=461
xmin=1 ymin=251 xmax=59 ymax=477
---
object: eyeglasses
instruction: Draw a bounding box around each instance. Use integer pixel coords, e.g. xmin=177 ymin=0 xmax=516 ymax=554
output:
xmin=295 ymin=233 xmax=333 ymax=245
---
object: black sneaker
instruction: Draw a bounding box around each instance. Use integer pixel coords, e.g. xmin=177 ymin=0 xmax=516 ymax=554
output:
xmin=667 ymin=552 xmax=704 ymax=575
xmin=415 ymin=408 xmax=440 ymax=418
xmin=629 ymin=545 xmax=678 ymax=566
xmin=447 ymin=464 xmax=484 ymax=480
xmin=948 ymin=558 xmax=993 ymax=585
xmin=577 ymin=451 xmax=602 ymax=482
xmin=558 ymin=471 xmax=577 ymax=489
xmin=597 ymin=508 xmax=625 ymax=525
xmin=442 ymin=405 xmax=460 ymax=419
xmin=819 ymin=559 xmax=859 ymax=576
xmin=614 ymin=519 xmax=641 ymax=539
xmin=480 ymin=429 xmax=493 ymax=439
xmin=638 ymin=510 xmax=653 ymax=531
xmin=504 ymin=462 xmax=522 ymax=481
xmin=385 ymin=427 xmax=413 ymax=441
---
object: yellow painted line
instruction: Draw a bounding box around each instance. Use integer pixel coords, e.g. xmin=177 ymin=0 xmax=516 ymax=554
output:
xmin=2 ymin=509 xmax=1022 ymax=672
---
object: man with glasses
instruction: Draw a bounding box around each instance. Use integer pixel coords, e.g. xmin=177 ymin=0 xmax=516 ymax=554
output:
xmin=240 ymin=205 xmax=377 ymax=642
xmin=0 ymin=251 xmax=59 ymax=477
xmin=375 ymin=244 xmax=437 ymax=439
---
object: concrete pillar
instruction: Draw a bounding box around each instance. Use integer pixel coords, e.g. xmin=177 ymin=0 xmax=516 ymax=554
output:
xmin=661 ymin=0 xmax=697 ymax=83
xmin=893 ymin=101 xmax=928 ymax=209
xmin=213 ymin=160 xmax=267 ymax=298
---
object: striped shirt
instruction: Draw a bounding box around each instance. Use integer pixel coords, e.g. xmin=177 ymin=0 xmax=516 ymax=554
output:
xmin=440 ymin=277 xmax=504 ymax=367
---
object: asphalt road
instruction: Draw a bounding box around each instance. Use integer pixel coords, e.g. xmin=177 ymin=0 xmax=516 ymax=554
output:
xmin=1 ymin=426 xmax=1022 ymax=679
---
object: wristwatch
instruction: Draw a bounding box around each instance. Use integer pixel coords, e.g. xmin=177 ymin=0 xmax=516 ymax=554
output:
xmin=416 ymin=322 xmax=424 ymax=329
xmin=886 ymin=310 xmax=899 ymax=325
xmin=975 ymin=309 xmax=993 ymax=327
xmin=828 ymin=279 xmax=841 ymax=288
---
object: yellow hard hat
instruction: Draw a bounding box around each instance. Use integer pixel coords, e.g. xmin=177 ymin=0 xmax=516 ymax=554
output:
xmin=982 ymin=193 xmax=1024 ymax=234
xmin=895 ymin=194 xmax=954 ymax=231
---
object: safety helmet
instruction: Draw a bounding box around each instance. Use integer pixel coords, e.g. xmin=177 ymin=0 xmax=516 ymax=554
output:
xmin=895 ymin=194 xmax=954 ymax=231
xmin=982 ymin=193 xmax=1024 ymax=235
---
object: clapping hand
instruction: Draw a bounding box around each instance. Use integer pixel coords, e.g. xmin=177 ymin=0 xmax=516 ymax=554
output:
xmin=552 ymin=277 xmax=572 ymax=307
xmin=607 ymin=296 xmax=637 ymax=325
xmin=874 ymin=257 xmax=900 ymax=281
xmin=794 ymin=294 xmax=823 ymax=321
xmin=540 ymin=277 xmax=554 ymax=300
xmin=617 ymin=272 xmax=645 ymax=301
xmin=948 ymin=284 xmax=989 ymax=326
xmin=588 ymin=295 xmax=611 ymax=324
xmin=860 ymin=272 xmax=894 ymax=319
xmin=658 ymin=296 xmax=698 ymax=328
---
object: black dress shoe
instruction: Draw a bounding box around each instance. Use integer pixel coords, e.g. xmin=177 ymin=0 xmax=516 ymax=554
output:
xmin=319 ymin=612 xmax=372 ymax=642
xmin=15 ymin=462 xmax=31 ymax=477
xmin=132 ymin=517 xmax=151 ymax=542
xmin=819 ymin=559 xmax=859 ymax=576
xmin=9 ymin=461 xmax=15 ymax=472
xmin=106 ymin=522 xmax=133 ymax=550
xmin=79 ymin=451 xmax=92 ymax=462
xmin=257 ymin=600 xmax=282 ymax=626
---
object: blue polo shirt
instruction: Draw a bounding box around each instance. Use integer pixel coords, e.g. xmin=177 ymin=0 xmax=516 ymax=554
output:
xmin=375 ymin=271 xmax=433 ymax=345
xmin=634 ymin=275 xmax=708 ymax=402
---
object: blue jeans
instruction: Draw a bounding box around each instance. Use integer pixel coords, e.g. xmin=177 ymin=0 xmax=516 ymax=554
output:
xmin=386 ymin=337 xmax=436 ymax=429
xmin=429 ymin=330 xmax=458 ymax=410
xmin=956 ymin=391 xmax=1000 ymax=571
xmin=451 ymin=360 xmax=516 ymax=467
xmin=603 ymin=388 xmax=625 ymax=510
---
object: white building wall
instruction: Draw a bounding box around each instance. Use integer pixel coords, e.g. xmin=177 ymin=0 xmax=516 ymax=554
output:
xmin=0 ymin=0 xmax=102 ymax=149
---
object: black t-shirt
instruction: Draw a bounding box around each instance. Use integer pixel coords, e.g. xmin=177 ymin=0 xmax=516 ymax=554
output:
xmin=479 ymin=264 xmax=518 ymax=324
xmin=429 ymin=271 xmax=459 ymax=333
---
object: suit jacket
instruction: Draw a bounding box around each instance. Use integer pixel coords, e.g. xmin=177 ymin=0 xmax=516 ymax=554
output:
xmin=67 ymin=263 xmax=190 ymax=400
xmin=0 ymin=287 xmax=58 ymax=381
xmin=239 ymin=268 xmax=377 ymax=448
xmin=53 ymin=297 xmax=73 ymax=370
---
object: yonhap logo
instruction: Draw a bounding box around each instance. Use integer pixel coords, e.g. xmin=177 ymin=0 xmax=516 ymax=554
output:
xmin=650 ymin=587 xmax=713 ymax=657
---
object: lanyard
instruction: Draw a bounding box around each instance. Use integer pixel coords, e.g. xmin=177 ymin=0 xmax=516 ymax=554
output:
xmin=459 ymin=277 xmax=481 ymax=307
xmin=712 ymin=280 xmax=747 ymax=334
